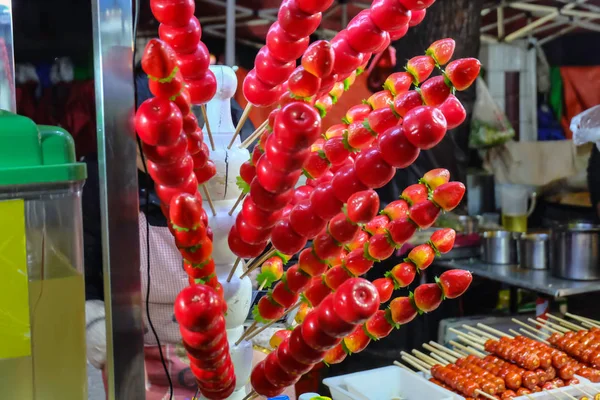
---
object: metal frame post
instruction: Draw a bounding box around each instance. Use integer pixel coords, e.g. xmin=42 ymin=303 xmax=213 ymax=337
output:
xmin=0 ymin=0 xmax=15 ymax=112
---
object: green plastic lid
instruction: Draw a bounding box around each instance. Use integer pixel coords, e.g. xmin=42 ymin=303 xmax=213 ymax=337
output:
xmin=0 ymin=111 xmax=87 ymax=186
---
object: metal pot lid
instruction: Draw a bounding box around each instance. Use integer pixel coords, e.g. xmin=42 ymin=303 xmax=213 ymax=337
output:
xmin=555 ymin=222 xmax=600 ymax=232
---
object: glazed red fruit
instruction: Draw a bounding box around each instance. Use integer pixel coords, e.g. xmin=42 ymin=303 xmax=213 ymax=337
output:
xmin=271 ymin=219 xmax=308 ymax=255
xmin=366 ymin=107 xmax=399 ymax=136
xmin=135 ymin=97 xmax=183 ymax=146
xmin=346 ymin=190 xmax=380 ymax=224
xmin=346 ymin=11 xmax=388 ymax=53
xmin=432 ymin=182 xmax=466 ymax=211
xmin=290 ymin=200 xmax=327 ymax=238
xmin=291 ymin=185 xmax=314 ymax=205
xmin=158 ymin=19 xmax=201 ymax=54
xmin=382 ymin=199 xmax=409 ymax=221
xmin=402 ymin=183 xmax=429 ymax=205
xmin=174 ymin=284 xmax=223 ymax=332
xmin=343 ymin=248 xmax=374 ymax=276
xmin=243 ymin=69 xmax=282 ymax=107
xmin=249 ymin=178 xmax=294 ymax=212
xmin=239 ymin=160 xmax=256 ymax=185
xmin=147 ymin=155 xmax=194 ymax=187
xmin=307 ymin=170 xmax=334 ymax=187
xmin=334 ymin=278 xmax=380 ymax=325
xmin=344 ymin=325 xmax=371 ymax=353
xmin=345 ymin=230 xmax=369 ymax=252
xmin=266 ymin=22 xmax=310 ymax=63
xmin=368 ymin=234 xmax=396 ymax=261
xmin=347 ymin=121 xmax=374 ymax=150
xmin=438 ymin=95 xmax=467 ymax=129
xmin=372 ymin=278 xmax=394 ymax=302
xmin=409 ymin=9 xmax=426 ymax=26
xmin=302 ymin=310 xmax=342 ymax=352
xmin=409 ymin=200 xmax=441 ymax=229
xmin=445 ymin=58 xmax=481 ymax=91
xmin=186 ymin=129 xmax=203 ymax=156
xmin=176 ymin=42 xmax=211 ymax=80
xmin=389 ymin=296 xmax=418 ymax=325
xmin=366 ymin=310 xmax=394 ymax=339
xmin=438 ymin=270 xmax=473 ymax=299
xmin=295 ymin=0 xmax=334 ymax=13
xmin=149 ymin=72 xmax=184 ymax=99
xmin=303 ymin=150 xmax=330 ymax=179
xmin=329 ymin=213 xmax=359 ymax=244
xmin=406 ymin=55 xmax=435 ymax=85
xmin=313 ymin=232 xmax=343 ymax=261
xmin=276 ymin=339 xmax=313 ymax=376
xmin=426 ymin=38 xmax=456 ymax=66
xmin=384 ymin=72 xmax=413 ymax=97
xmin=310 ymin=184 xmax=344 ymax=220
xmin=389 ymin=24 xmax=409 ymax=41
xmin=228 ymin=225 xmax=267 ymax=258
xmin=289 ymin=325 xmax=327 ymax=364
xmin=288 ymin=66 xmax=322 ymax=98
xmin=178 ymin=237 xmax=213 ymax=264
xmin=370 ymin=0 xmax=412 ymax=31
xmin=278 ymin=0 xmax=322 ymax=40
xmin=393 ymin=91 xmax=424 ymax=118
xmin=298 ymin=248 xmax=328 ymax=276
xmin=367 ymin=91 xmax=393 ymax=110
xmin=194 ymin=160 xmax=216 ymax=184
xmin=421 ymin=168 xmax=450 ymax=190
xmin=325 ymin=266 xmax=352 ymax=290
xmin=398 ymin=0 xmax=435 ymax=10
xmin=236 ymin=214 xmax=271 ymax=245
xmin=256 ymin=156 xmax=302 ymax=194
xmin=364 ymin=214 xmax=389 ymax=236
xmin=332 ymin=165 xmax=368 ymax=203
xmin=251 ymin=362 xmax=284 ymax=398
xmin=182 ymin=112 xmax=198 ymax=135
xmin=386 ymin=217 xmax=417 ymax=245
xmin=302 ymin=40 xmax=335 ymax=78
xmin=317 ymin=294 xmax=356 ymax=338
xmin=388 ymin=261 xmax=417 ymax=288
xmin=256 ymin=295 xmax=286 ymax=322
xmin=377 ymin=126 xmax=420 ymax=169
xmin=155 ymin=173 xmax=198 ymax=205
xmin=315 ymin=94 xmax=333 ymax=116
xmin=271 ymin=282 xmax=299 ymax=308
xmin=142 ymin=133 xmax=188 ymax=165
xmin=184 ymin=258 xmax=215 ymax=280
xmin=273 ymin=101 xmax=321 ymax=151
xmin=150 ymin=0 xmax=195 ymax=27
xmin=323 ymin=135 xmax=351 ymax=166
xmin=355 ymin=147 xmax=395 ymax=189
xmin=403 ymin=106 xmax=448 ymax=150
xmin=413 ymin=283 xmax=443 ymax=312
xmin=263 ymin=351 xmax=298 ymax=387
xmin=186 ymin=70 xmax=218 ymax=105
xmin=331 ymin=34 xmax=363 ymax=75
xmin=169 ymin=193 xmax=203 ymax=230
xmin=255 ymin=47 xmax=295 ymax=87
xmin=141 ymin=39 xmax=177 ymax=80
xmin=430 ymin=228 xmax=456 ymax=254
xmin=408 ymin=244 xmax=436 ymax=270
xmin=324 ymin=344 xmax=347 ymax=365
xmin=181 ymin=323 xmax=224 ymax=352
xmin=241 ymin=196 xmax=282 ymax=229
xmin=420 ymin=76 xmax=452 ymax=106
xmin=285 ymin=263 xmax=312 ymax=292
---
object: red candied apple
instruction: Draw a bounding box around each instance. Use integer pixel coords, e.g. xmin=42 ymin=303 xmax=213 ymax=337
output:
xmin=291 ymin=185 xmax=314 ymax=205
xmin=408 ymin=243 xmax=436 ymax=270
xmin=344 ymin=325 xmax=371 ymax=354
xmin=309 ymin=183 xmax=344 ymax=220
xmin=430 ymin=228 xmax=456 ymax=254
xmin=325 ymin=265 xmax=352 ymax=290
xmin=328 ymin=212 xmax=359 ymax=244
xmin=172 ymin=89 xmax=192 ymax=116
xmin=302 ymin=40 xmax=335 ymax=78
xmin=372 ymin=277 xmax=394 ymax=302
xmin=317 ymin=294 xmax=355 ymax=338
xmin=377 ymin=126 xmax=420 ymax=169
xmin=148 ymin=71 xmax=184 ymax=99
xmin=289 ymin=325 xmax=327 ymax=364
xmin=382 ymin=199 xmax=409 ymax=221
xmin=405 ymin=55 xmax=435 ymax=85
xmin=445 ymin=58 xmax=481 ymax=91
xmin=256 ymin=155 xmax=302 ymax=193
xmin=173 ymin=223 xmax=205 ymax=248
xmin=331 ymin=33 xmax=363 ymax=75
xmin=185 ymin=333 xmax=228 ymax=360
xmin=409 ymin=9 xmax=426 ymax=26
xmin=271 ymin=282 xmax=299 ymax=308
xmin=347 ymin=190 xmax=380 ymax=224
xmin=141 ymin=38 xmax=177 ymax=80
xmin=278 ymin=0 xmax=322 ymax=40
xmin=354 ymin=147 xmax=395 ymax=189
xmin=147 ymin=155 xmax=193 ymax=187
xmin=254 ymin=295 xmax=285 ymax=323
xmin=266 ymin=22 xmax=309 ymax=63
xmin=249 ymin=178 xmax=294 ymax=212
xmin=169 ymin=193 xmax=203 ymax=230
xmin=288 ymin=66 xmax=322 ymax=98
xmin=150 ymin=0 xmax=195 ymax=27
xmin=426 ymin=38 xmax=456 ymax=66
xmin=344 ymin=104 xmax=372 ymax=124
xmin=243 ymin=69 xmax=282 ymax=107
xmin=290 ymin=200 xmax=327 ymax=238
xmin=302 ymin=310 xmax=342 ymax=351
xmin=401 ymin=183 xmax=429 ymax=205
xmin=403 ymin=105 xmax=448 ymax=150
xmin=368 ymin=233 xmax=396 ymax=261
xmin=393 ymin=90 xmax=424 ymax=117
xmin=364 ymin=214 xmax=390 ymax=236
xmin=142 ymin=133 xmax=188 ymax=166
xmin=413 ymin=283 xmax=443 ymax=312
xmin=366 ymin=90 xmax=393 ymax=110
xmin=155 ymin=173 xmax=198 ymax=205
xmin=158 ymin=18 xmax=201 ymax=54
xmin=334 ymin=278 xmax=380 ymax=325
xmin=174 ymin=284 xmax=224 ymax=332
xmin=186 ymin=69 xmax=218 ymax=105
xmin=239 ymin=160 xmax=256 ymax=186
xmin=182 ymin=112 xmax=198 ymax=135
xmin=366 ymin=107 xmax=399 ymax=136
xmin=343 ymin=247 xmax=374 ymax=276
xmin=135 ymin=97 xmax=182 ymax=146
xmin=285 ymin=263 xmax=312 ymax=292
xmin=241 ymin=195 xmax=282 ymax=229
xmin=389 ymin=24 xmax=409 ymax=41
xmin=180 ymin=320 xmax=225 ymax=350
xmin=251 ymin=362 xmax=284 ymax=398
xmin=387 ymin=261 xmax=417 ymax=288
xmin=420 ymin=76 xmax=452 ymax=106
xmin=178 ymin=237 xmax=213 ymax=264
xmin=176 ymin=42 xmax=211 ymax=80
xmin=432 ymin=181 xmax=466 ymax=212
xmin=365 ymin=310 xmax=394 ymax=339
xmin=409 ymin=200 xmax=441 ymax=229
xmin=263 ymin=350 xmax=299 ymax=387
xmin=255 ymin=47 xmax=295 ymax=87
xmin=323 ymin=135 xmax=351 ymax=165
xmin=331 ymin=165 xmax=368 ymax=203
xmin=272 ymin=101 xmax=321 ymax=151
xmin=194 ymin=160 xmax=216 ymax=184
xmin=437 ymin=269 xmax=473 ymax=299
xmin=399 ymin=0 xmax=435 ymax=10
xmin=295 ymin=0 xmax=334 ymax=14
xmin=387 ymin=217 xmax=417 ymax=245
xmin=313 ymin=232 xmax=343 ymax=261
xmin=345 ymin=11 xmax=388 ymax=53
xmin=186 ymin=128 xmax=203 ymax=156
xmin=421 ymin=168 xmax=450 ymax=190
xmin=438 ymin=95 xmax=467 ymax=130
xmin=384 ymin=71 xmax=413 ymax=97
xmin=370 ymin=0 xmax=412 ymax=31
xmin=324 ymin=344 xmax=347 ymax=365
xmin=276 ymin=339 xmax=314 ymax=376
xmin=251 ymin=147 xmax=263 ymax=165
xmin=183 ymin=259 xmax=214 ymax=280
xmin=271 ymin=219 xmax=308 ymax=256
xmin=298 ymin=248 xmax=328 ymax=276
xmin=389 ymin=296 xmax=418 ymax=325
xmin=345 ymin=230 xmax=369 ymax=252
xmin=228 ymin=225 xmax=267 ymax=259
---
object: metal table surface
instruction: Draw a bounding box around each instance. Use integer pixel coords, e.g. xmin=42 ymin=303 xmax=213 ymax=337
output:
xmin=436 ymin=258 xmax=600 ymax=298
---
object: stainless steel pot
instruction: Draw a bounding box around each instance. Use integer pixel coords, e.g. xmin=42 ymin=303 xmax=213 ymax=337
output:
xmin=519 ymin=233 xmax=549 ymax=270
xmin=551 ymin=223 xmax=600 ymax=281
xmin=482 ymin=230 xmax=520 ymax=264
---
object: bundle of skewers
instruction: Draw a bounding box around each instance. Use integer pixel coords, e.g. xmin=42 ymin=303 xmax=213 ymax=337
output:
xmin=394 ymin=313 xmax=600 ymax=399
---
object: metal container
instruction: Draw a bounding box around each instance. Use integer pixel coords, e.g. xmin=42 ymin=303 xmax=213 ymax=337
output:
xmin=551 ymin=223 xmax=600 ymax=281
xmin=458 ymin=215 xmax=480 ymax=235
xmin=519 ymin=233 xmax=549 ymax=270
xmin=482 ymin=230 xmax=519 ymax=264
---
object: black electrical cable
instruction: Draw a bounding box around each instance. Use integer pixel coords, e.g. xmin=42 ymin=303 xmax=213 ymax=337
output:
xmin=132 ymin=0 xmax=174 ymax=398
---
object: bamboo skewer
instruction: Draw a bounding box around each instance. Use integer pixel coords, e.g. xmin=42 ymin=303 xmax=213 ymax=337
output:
xmin=423 ymin=343 xmax=457 ymax=363
xmin=463 ymin=325 xmax=500 ymax=340
xmin=514 ymin=328 xmax=551 ymax=345
xmin=244 ymin=302 xmax=301 ymax=342
xmin=429 ymin=351 xmax=451 ymax=365
xmin=400 ymin=354 xmax=430 ymax=373
xmin=547 ymin=313 xmax=586 ymax=331
xmin=239 ymin=120 xmax=268 ymax=149
xmin=429 ymin=341 xmax=466 ymax=358
xmin=241 ymin=390 xmax=258 ymax=400
xmin=240 ymin=248 xmax=276 ymax=279
xmin=201 ymin=184 xmax=217 ymax=216
xmin=228 ymin=192 xmax=246 ymax=216
xmin=449 ymin=328 xmax=486 ymax=345
xmin=528 ymin=318 xmax=562 ymax=334
xmin=257 ymin=281 xmax=267 ymax=291
xmin=229 ymin=103 xmax=252 ymax=149
xmin=226 ymin=257 xmax=242 ymax=282
xmin=536 ymin=317 xmax=571 ymax=333
xmin=453 ymin=334 xmax=486 ymax=352
xmin=412 ymin=349 xmax=440 ymax=367
xmin=574 ymin=385 xmax=595 ymax=398
xmin=200 ymin=105 xmax=215 ymax=151
xmin=449 ymin=340 xmax=486 ymax=358
xmin=511 ymin=318 xmax=551 ymax=338
xmin=393 ymin=360 xmax=420 ymax=375
xmin=477 ymin=323 xmax=514 ymax=339
xmin=564 ymin=312 xmax=600 ymax=328
xmin=401 ymin=352 xmax=432 ymax=371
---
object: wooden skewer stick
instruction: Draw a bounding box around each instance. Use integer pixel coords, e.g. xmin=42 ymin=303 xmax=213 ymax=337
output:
xmin=449 ymin=328 xmax=486 ymax=345
xmin=423 ymin=343 xmax=457 ymax=363
xmin=574 ymin=385 xmax=595 ymax=397
xmin=244 ymin=303 xmax=302 ymax=342
xmin=241 ymin=390 xmax=258 ymax=400
xmin=581 ymin=320 xmax=600 ymax=329
xmin=477 ymin=323 xmax=514 ymax=339
xmin=401 ymin=351 xmax=433 ymax=371
xmin=428 ymin=352 xmax=449 ymax=365
xmin=557 ymin=388 xmax=579 ymax=400
xmin=239 ymin=120 xmax=268 ymax=149
xmin=400 ymin=354 xmax=429 ymax=373
xmin=462 ymin=324 xmax=500 ymax=340
xmin=528 ymin=318 xmax=562 ymax=334
xmin=511 ymin=318 xmax=551 ymax=338
xmin=227 ymin=257 xmax=242 ymax=283
xmin=258 ymin=281 xmax=267 ymax=291
xmin=200 ymin=105 xmax=215 ymax=151
xmin=449 ymin=340 xmax=486 ymax=358
xmin=547 ymin=313 xmax=586 ymax=331
xmin=236 ymin=321 xmax=259 ymax=346
xmin=515 ymin=328 xmax=551 ymax=345
xmin=564 ymin=312 xmax=600 ymax=328
xmin=412 ymin=349 xmax=439 ymax=367
xmin=393 ymin=360 xmax=420 ymax=375
xmin=546 ymin=392 xmax=562 ymax=400
xmin=429 ymin=341 xmax=466 ymax=358
xmin=202 ymin=184 xmax=217 ymax=216
xmin=240 ymin=248 xmax=276 ymax=279
xmin=228 ymin=192 xmax=246 ymax=216
xmin=475 ymin=390 xmax=498 ymax=400
xmin=229 ymin=103 xmax=252 ymax=149
xmin=536 ymin=317 xmax=571 ymax=333
xmin=452 ymin=333 xmax=486 ymax=351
